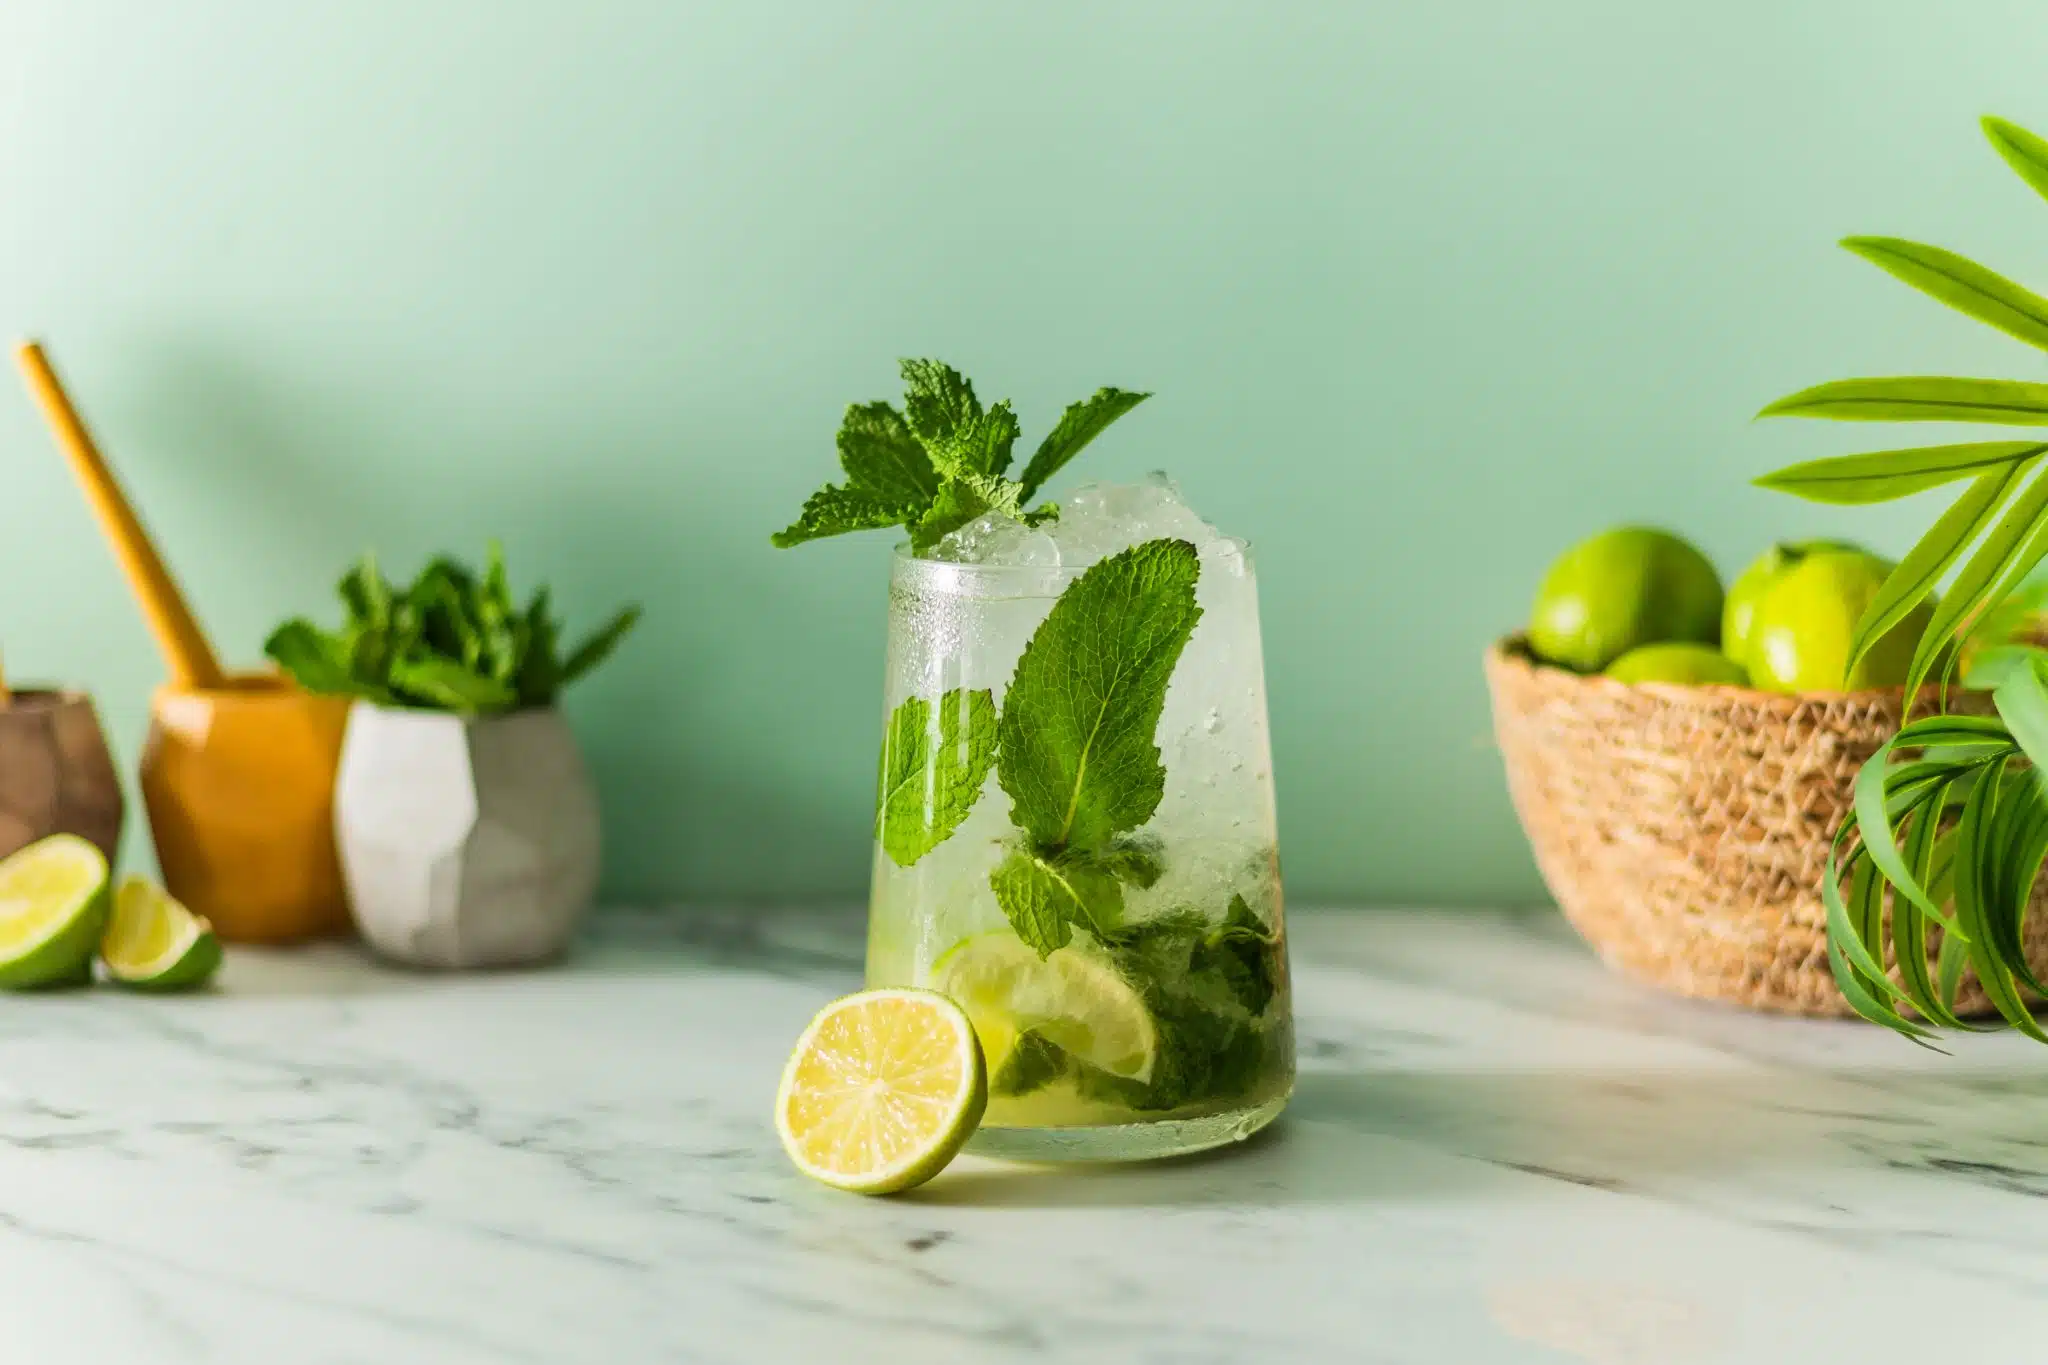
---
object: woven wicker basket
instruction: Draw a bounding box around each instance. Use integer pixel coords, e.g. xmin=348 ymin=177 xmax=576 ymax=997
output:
xmin=1485 ymin=635 xmax=2048 ymax=1016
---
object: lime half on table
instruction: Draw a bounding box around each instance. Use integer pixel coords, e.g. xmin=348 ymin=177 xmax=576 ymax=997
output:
xmin=776 ymin=988 xmax=987 ymax=1195
xmin=0 ymin=834 xmax=110 ymax=989
xmin=102 ymin=876 xmax=222 ymax=991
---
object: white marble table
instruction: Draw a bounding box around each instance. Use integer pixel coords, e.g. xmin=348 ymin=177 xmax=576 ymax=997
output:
xmin=4 ymin=906 xmax=2048 ymax=1362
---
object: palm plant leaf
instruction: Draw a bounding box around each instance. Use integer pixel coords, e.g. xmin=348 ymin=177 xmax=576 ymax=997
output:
xmin=1855 ymin=461 xmax=2037 ymax=680
xmin=1902 ymin=464 xmax=2048 ymax=700
xmin=1894 ymin=806 xmax=1967 ymax=1029
xmin=1758 ymin=116 xmax=2048 ymax=1046
xmin=1842 ymin=236 xmax=2048 ymax=352
xmin=1946 ymin=758 xmax=2048 ymax=1038
xmin=1759 ymin=376 xmax=2048 ymax=424
xmin=1985 ymin=116 xmax=2048 ymax=205
xmin=1753 ymin=440 xmax=2046 ymax=505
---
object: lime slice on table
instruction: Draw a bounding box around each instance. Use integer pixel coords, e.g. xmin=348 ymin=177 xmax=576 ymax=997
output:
xmin=102 ymin=877 xmax=222 ymax=991
xmin=775 ymin=988 xmax=987 ymax=1195
xmin=0 ymin=834 xmax=111 ymax=989
xmin=933 ymin=931 xmax=1157 ymax=1091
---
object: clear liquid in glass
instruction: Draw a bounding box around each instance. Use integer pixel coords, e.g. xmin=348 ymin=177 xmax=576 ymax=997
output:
xmin=864 ymin=531 xmax=1293 ymax=1162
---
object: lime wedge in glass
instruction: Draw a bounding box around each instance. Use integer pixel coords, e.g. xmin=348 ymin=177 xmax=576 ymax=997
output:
xmin=776 ymin=988 xmax=986 ymax=1195
xmin=102 ymin=876 xmax=222 ymax=991
xmin=933 ymin=931 xmax=1156 ymax=1088
xmin=0 ymin=834 xmax=110 ymax=989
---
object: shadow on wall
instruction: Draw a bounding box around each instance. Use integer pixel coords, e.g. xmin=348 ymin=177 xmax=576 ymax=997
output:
xmin=113 ymin=341 xmax=866 ymax=903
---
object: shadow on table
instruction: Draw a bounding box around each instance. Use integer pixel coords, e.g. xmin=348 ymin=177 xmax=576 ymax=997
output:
xmin=906 ymin=1056 xmax=2048 ymax=1208
xmin=1286 ymin=1061 xmax=2048 ymax=1195
xmin=901 ymin=1075 xmax=1488 ymax=1210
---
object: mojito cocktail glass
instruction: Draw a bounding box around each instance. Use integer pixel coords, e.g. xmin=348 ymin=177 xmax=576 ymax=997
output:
xmin=865 ymin=485 xmax=1292 ymax=1162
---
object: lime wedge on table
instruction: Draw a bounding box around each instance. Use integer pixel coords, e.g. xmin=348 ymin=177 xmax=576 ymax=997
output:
xmin=0 ymin=835 xmax=110 ymax=989
xmin=776 ymin=988 xmax=987 ymax=1195
xmin=102 ymin=877 xmax=222 ymax=991
xmin=933 ymin=932 xmax=1157 ymax=1089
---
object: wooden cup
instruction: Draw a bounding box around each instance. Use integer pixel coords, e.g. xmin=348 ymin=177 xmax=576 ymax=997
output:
xmin=140 ymin=674 xmax=351 ymax=943
xmin=0 ymin=689 xmax=123 ymax=865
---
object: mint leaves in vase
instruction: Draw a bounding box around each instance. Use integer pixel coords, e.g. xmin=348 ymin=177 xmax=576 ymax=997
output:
xmin=776 ymin=359 xmax=1293 ymax=1161
xmin=269 ymin=545 xmax=640 ymax=970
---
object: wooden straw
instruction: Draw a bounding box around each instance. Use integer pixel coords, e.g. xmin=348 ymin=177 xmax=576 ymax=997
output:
xmin=14 ymin=340 xmax=226 ymax=689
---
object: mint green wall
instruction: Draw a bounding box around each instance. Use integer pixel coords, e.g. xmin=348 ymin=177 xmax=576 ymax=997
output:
xmin=0 ymin=2 xmax=2036 ymax=904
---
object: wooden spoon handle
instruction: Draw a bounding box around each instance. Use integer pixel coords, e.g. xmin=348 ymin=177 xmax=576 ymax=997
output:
xmin=14 ymin=341 xmax=226 ymax=689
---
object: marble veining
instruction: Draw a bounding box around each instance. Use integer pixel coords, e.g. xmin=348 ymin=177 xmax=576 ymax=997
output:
xmin=2 ymin=907 xmax=2047 ymax=1362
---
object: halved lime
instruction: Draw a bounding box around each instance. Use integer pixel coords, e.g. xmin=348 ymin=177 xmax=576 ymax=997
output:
xmin=103 ymin=877 xmax=222 ymax=991
xmin=775 ymin=988 xmax=986 ymax=1195
xmin=0 ymin=835 xmax=110 ymax=990
xmin=932 ymin=931 xmax=1156 ymax=1089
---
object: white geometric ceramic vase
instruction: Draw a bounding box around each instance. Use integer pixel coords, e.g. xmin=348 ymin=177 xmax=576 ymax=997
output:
xmin=335 ymin=702 xmax=601 ymax=969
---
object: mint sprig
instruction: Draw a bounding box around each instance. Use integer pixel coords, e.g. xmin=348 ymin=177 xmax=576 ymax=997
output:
xmin=265 ymin=544 xmax=639 ymax=715
xmin=772 ymin=360 xmax=1150 ymax=553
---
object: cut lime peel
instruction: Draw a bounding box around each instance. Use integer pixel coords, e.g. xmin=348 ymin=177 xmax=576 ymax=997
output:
xmin=102 ymin=877 xmax=222 ymax=992
xmin=0 ymin=835 xmax=111 ymax=990
xmin=775 ymin=988 xmax=986 ymax=1196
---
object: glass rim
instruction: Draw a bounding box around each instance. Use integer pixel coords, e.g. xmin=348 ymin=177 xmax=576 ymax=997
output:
xmin=888 ymin=534 xmax=1255 ymax=599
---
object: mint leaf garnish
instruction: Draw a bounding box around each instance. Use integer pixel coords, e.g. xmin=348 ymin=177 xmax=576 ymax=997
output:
xmin=910 ymin=473 xmax=1025 ymax=552
xmin=876 ymin=688 xmax=997 ymax=867
xmin=899 ymin=359 xmax=982 ymax=446
xmin=997 ymin=539 xmax=1203 ymax=852
xmin=772 ymin=362 xmax=1149 ymax=550
xmin=772 ymin=484 xmax=914 ymax=549
xmin=1018 ymin=388 xmax=1151 ymax=500
xmin=837 ymin=402 xmax=939 ymax=507
xmin=925 ymin=401 xmax=1021 ymax=480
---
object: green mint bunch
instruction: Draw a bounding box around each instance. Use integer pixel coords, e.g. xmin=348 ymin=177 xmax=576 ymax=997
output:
xmin=772 ymin=359 xmax=1149 ymax=553
xmin=264 ymin=543 xmax=641 ymax=715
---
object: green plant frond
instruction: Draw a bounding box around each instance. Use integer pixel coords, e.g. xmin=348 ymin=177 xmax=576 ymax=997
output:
xmin=1890 ymin=711 xmax=2029 ymax=750
xmin=1985 ymin=116 xmax=2048 ymax=207
xmin=1843 ymin=237 xmax=2048 ymax=353
xmin=266 ymin=547 xmax=637 ymax=713
xmin=1758 ymin=377 xmax=2048 ymax=425
xmin=1895 ymin=805 xmax=1970 ymax=1029
xmin=1851 ymin=462 xmax=2038 ymax=677
xmin=1993 ymin=653 xmax=2048 ymax=770
xmin=1905 ymin=463 xmax=2048 ymax=703
xmin=1936 ymin=925 xmax=1977 ymax=1019
xmin=1969 ymin=570 xmax=2048 ymax=643
xmin=1823 ymin=835 xmax=1934 ymax=1039
xmin=1853 ymin=738 xmax=2008 ymax=921
xmin=1753 ymin=441 xmax=2045 ymax=505
xmin=1948 ymin=758 xmax=2048 ymax=1038
xmin=1982 ymin=764 xmax=2048 ymax=999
